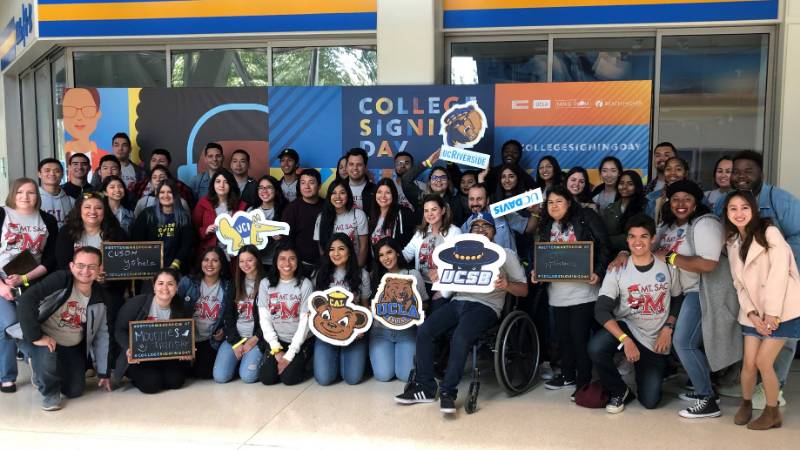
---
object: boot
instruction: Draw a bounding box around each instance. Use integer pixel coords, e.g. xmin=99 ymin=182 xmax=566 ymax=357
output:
xmin=747 ymin=405 xmax=782 ymax=430
xmin=734 ymin=399 xmax=752 ymax=425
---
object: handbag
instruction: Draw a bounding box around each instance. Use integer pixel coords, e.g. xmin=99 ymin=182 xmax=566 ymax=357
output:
xmin=574 ymin=381 xmax=609 ymax=408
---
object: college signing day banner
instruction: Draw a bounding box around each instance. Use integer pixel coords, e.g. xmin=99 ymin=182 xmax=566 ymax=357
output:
xmin=62 ymin=81 xmax=651 ymax=184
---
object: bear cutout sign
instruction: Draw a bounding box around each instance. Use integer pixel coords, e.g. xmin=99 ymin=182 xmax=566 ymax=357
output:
xmin=371 ymin=273 xmax=425 ymax=331
xmin=307 ymin=287 xmax=373 ymax=346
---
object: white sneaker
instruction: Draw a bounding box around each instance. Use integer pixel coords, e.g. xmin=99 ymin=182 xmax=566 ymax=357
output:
xmin=751 ymin=383 xmax=787 ymax=410
xmin=539 ymin=362 xmax=555 ymax=381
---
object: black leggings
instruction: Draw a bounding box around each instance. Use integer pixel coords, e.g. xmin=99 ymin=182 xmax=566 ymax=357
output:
xmin=260 ymin=339 xmax=314 ymax=386
xmin=190 ymin=340 xmax=217 ymax=379
xmin=553 ymin=302 xmax=595 ymax=387
xmin=127 ymin=360 xmax=188 ymax=394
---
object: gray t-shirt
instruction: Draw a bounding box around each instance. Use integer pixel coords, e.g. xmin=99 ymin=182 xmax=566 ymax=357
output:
xmin=42 ymin=286 xmax=90 ymax=347
xmin=593 ymin=190 xmax=617 ymax=210
xmin=322 ymin=267 xmax=371 ymax=302
xmin=39 ymin=187 xmax=74 ymax=228
xmin=147 ymin=300 xmax=172 ymax=321
xmin=250 ymin=206 xmax=276 ymax=265
xmin=281 ymin=178 xmax=298 ymax=203
xmin=0 ymin=207 xmax=48 ymax=278
xmin=349 ymin=180 xmax=367 ymax=210
xmin=313 ymin=209 xmax=368 ymax=257
xmin=546 ymin=221 xmax=599 ymax=307
xmin=599 ymin=257 xmax=682 ymax=353
xmin=453 ymin=249 xmax=526 ymax=317
xmin=236 ymin=278 xmax=257 ymax=338
xmin=258 ymin=277 xmax=314 ymax=343
xmin=655 ymin=217 xmax=723 ymax=293
xmin=193 ymin=280 xmax=223 ymax=342
xmin=77 ymin=232 xmax=102 ymax=250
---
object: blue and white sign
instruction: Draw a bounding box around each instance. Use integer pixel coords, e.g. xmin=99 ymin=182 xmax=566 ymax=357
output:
xmin=490 ymin=188 xmax=543 ymax=218
xmin=439 ymin=147 xmax=490 ymax=169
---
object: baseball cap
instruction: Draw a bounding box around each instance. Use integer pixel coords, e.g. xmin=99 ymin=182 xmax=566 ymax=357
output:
xmin=466 ymin=211 xmax=496 ymax=229
xmin=277 ymin=148 xmax=299 ymax=162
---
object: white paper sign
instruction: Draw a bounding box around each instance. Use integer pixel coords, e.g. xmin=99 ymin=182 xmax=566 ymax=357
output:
xmin=489 ymin=188 xmax=543 ymax=218
xmin=307 ymin=287 xmax=373 ymax=346
xmin=214 ymin=209 xmax=289 ymax=256
xmin=439 ymin=147 xmax=491 ymax=169
xmin=432 ymin=234 xmax=507 ymax=294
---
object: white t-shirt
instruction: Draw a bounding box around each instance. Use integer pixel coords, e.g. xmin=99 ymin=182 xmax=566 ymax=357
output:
xmin=599 ymin=258 xmax=681 ymax=353
xmin=349 ymin=180 xmax=367 ymax=210
xmin=454 ymin=249 xmax=527 ymax=317
xmin=147 ymin=300 xmax=172 ymax=321
xmin=323 ymin=267 xmax=371 ymax=301
xmin=236 ymin=278 xmax=257 ymax=338
xmin=0 ymin=207 xmax=48 ymax=277
xmin=656 ymin=216 xmax=723 ymax=293
xmin=313 ymin=209 xmax=368 ymax=256
xmin=194 ymin=280 xmax=223 ymax=342
xmin=77 ymin=232 xmax=102 ymax=250
xmin=42 ymin=286 xmax=89 ymax=347
xmin=120 ymin=163 xmax=138 ymax=190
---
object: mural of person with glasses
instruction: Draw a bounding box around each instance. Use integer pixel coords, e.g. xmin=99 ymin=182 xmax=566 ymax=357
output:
xmin=63 ymin=88 xmax=110 ymax=172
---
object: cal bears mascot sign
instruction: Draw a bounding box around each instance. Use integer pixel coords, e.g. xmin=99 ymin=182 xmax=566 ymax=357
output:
xmin=307 ymin=287 xmax=372 ymax=346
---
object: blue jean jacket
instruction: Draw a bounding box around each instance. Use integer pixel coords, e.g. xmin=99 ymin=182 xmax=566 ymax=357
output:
xmin=714 ymin=182 xmax=800 ymax=268
xmin=178 ymin=276 xmax=233 ymax=350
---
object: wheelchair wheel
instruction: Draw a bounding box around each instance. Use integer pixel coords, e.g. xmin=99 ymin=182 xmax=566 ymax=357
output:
xmin=494 ymin=311 xmax=539 ymax=396
xmin=465 ymin=380 xmax=480 ymax=414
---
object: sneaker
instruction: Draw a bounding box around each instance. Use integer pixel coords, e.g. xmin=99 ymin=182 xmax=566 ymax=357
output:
xmin=679 ymin=391 xmax=721 ymax=403
xmin=395 ymin=383 xmax=436 ymax=404
xmin=544 ymin=374 xmax=575 ymax=390
xmin=678 ymin=396 xmax=722 ymax=419
xmin=440 ymin=393 xmax=456 ymax=414
xmin=606 ymin=388 xmax=636 ymax=414
xmin=539 ymin=362 xmax=555 ymax=381
xmin=684 ymin=379 xmax=694 ymax=391
xmin=570 ymin=389 xmax=577 ymax=402
xmin=41 ymin=394 xmax=62 ymax=411
xmin=16 ymin=351 xmax=24 ymax=361
xmin=751 ymin=383 xmax=787 ymax=409
xmin=0 ymin=382 xmax=16 ymax=394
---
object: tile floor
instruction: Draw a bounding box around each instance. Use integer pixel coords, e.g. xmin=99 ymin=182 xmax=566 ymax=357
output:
xmin=0 ymin=361 xmax=798 ymax=449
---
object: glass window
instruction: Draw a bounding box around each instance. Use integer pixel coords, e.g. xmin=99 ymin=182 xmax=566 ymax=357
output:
xmin=52 ymin=55 xmax=67 ymax=163
xmin=73 ymin=51 xmax=167 ymax=87
xmin=272 ymin=46 xmax=376 ymax=86
xmin=450 ymin=41 xmax=547 ymax=84
xmin=553 ymin=37 xmax=655 ymax=82
xmin=35 ymin=64 xmax=54 ymax=160
xmin=171 ymin=48 xmax=269 ymax=87
xmin=659 ymin=34 xmax=769 ymax=189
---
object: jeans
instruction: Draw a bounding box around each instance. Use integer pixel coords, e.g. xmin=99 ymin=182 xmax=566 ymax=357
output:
xmin=416 ymin=300 xmax=498 ymax=397
xmin=673 ymin=291 xmax=714 ymax=397
xmin=0 ymin=298 xmax=18 ymax=383
xmin=553 ymin=302 xmax=595 ymax=387
xmin=775 ymin=339 xmax=798 ymax=388
xmin=261 ymin=338 xmax=314 ymax=386
xmin=369 ymin=325 xmax=416 ymax=382
xmin=588 ymin=323 xmax=668 ymax=409
xmin=213 ymin=341 xmax=264 ymax=384
xmin=20 ymin=340 xmax=85 ymax=399
xmin=313 ymin=337 xmax=368 ymax=386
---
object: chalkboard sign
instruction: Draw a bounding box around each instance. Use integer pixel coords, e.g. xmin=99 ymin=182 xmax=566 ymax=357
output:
xmin=129 ymin=319 xmax=195 ymax=362
xmin=533 ymin=241 xmax=594 ymax=282
xmin=101 ymin=241 xmax=163 ymax=280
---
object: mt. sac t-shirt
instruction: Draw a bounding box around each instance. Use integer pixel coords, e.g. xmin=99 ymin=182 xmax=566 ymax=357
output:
xmin=655 ymin=217 xmax=723 ymax=293
xmin=236 ymin=278 xmax=257 ymax=338
xmin=0 ymin=207 xmax=48 ymax=277
xmin=147 ymin=301 xmax=172 ymax=321
xmin=313 ymin=209 xmax=368 ymax=256
xmin=258 ymin=277 xmax=314 ymax=343
xmin=599 ymin=258 xmax=681 ymax=354
xmin=349 ymin=180 xmax=367 ymax=210
xmin=193 ymin=280 xmax=223 ymax=342
xmin=42 ymin=286 xmax=90 ymax=347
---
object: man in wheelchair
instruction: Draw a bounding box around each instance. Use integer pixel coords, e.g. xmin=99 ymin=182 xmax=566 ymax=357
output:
xmin=395 ymin=212 xmax=528 ymax=414
xmin=588 ymin=214 xmax=683 ymax=414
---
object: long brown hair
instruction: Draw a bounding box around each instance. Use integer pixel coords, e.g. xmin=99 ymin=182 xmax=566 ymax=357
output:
xmin=416 ymin=194 xmax=453 ymax=238
xmin=723 ymin=190 xmax=771 ymax=262
xmin=234 ymin=245 xmax=264 ymax=304
xmin=6 ymin=178 xmax=41 ymax=210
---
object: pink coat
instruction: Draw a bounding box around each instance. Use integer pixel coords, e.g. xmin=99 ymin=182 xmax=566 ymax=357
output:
xmin=727 ymin=226 xmax=800 ymax=326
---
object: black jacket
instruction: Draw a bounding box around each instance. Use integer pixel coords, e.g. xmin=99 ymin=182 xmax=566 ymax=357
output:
xmin=0 ymin=207 xmax=59 ymax=275
xmin=130 ymin=207 xmax=194 ymax=273
xmin=222 ymin=291 xmax=266 ymax=352
xmin=239 ymin=177 xmax=259 ymax=208
xmin=537 ymin=206 xmax=611 ymax=279
xmin=16 ymin=271 xmax=112 ymax=377
xmin=348 ymin=178 xmax=377 ymax=211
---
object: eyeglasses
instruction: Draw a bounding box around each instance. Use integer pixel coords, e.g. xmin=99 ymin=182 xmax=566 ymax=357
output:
xmin=470 ymin=223 xmax=494 ymax=232
xmin=74 ymin=263 xmax=100 ymax=271
xmin=431 ymin=175 xmax=448 ymax=182
xmin=63 ymin=106 xmax=98 ymax=119
xmin=257 ymin=186 xmax=275 ymax=192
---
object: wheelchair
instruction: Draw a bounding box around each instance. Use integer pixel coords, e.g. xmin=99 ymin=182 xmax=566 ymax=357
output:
xmin=464 ymin=295 xmax=540 ymax=414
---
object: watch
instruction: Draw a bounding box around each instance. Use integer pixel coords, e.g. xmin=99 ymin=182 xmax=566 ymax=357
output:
xmin=663 ymin=322 xmax=675 ymax=330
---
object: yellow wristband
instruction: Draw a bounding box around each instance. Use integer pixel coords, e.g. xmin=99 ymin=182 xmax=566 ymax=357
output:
xmin=270 ymin=346 xmax=283 ymax=355
xmin=668 ymin=252 xmax=678 ymax=266
xmin=22 ymin=275 xmax=29 ymax=287
xmin=617 ymin=333 xmax=628 ymax=343
xmin=423 ymin=159 xmax=432 ymax=168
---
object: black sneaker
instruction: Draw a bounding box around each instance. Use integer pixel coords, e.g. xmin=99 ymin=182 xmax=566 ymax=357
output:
xmin=606 ymin=388 xmax=636 ymax=414
xmin=395 ymin=383 xmax=435 ymax=404
xmin=570 ymin=389 xmax=577 ymax=402
xmin=679 ymin=396 xmax=722 ymax=419
xmin=544 ymin=374 xmax=576 ymax=390
xmin=679 ymin=391 xmax=721 ymax=402
xmin=440 ymin=393 xmax=456 ymax=414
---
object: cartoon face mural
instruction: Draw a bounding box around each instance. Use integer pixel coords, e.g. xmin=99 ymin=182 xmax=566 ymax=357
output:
xmin=371 ymin=274 xmax=425 ymax=330
xmin=439 ymin=100 xmax=488 ymax=148
xmin=307 ymin=287 xmax=372 ymax=346
xmin=432 ymin=233 xmax=507 ymax=294
xmin=215 ymin=210 xmax=290 ymax=256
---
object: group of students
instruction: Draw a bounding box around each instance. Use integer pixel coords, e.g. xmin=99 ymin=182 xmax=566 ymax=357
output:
xmin=0 ymin=136 xmax=798 ymax=431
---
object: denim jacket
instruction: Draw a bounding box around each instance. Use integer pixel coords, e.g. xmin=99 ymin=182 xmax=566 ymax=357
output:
xmin=714 ymin=182 xmax=800 ymax=268
xmin=178 ymin=276 xmax=233 ymax=350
